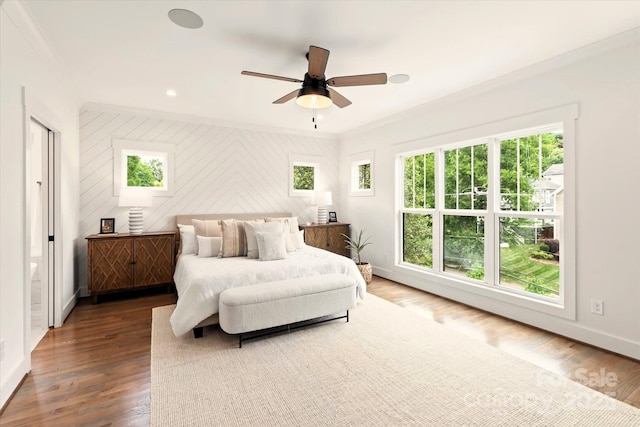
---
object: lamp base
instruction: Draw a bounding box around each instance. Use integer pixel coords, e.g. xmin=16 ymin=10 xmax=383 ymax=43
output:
xmin=317 ymin=206 xmax=328 ymax=224
xmin=128 ymin=207 xmax=144 ymax=234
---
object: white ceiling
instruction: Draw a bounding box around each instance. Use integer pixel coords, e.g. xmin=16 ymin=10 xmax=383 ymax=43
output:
xmin=23 ymin=0 xmax=640 ymax=135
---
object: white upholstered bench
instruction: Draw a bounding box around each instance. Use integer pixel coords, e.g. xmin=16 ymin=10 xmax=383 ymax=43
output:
xmin=219 ymin=274 xmax=357 ymax=347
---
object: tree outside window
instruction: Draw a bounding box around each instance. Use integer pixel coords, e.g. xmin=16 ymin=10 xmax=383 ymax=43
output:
xmin=358 ymin=163 xmax=371 ymax=190
xmin=399 ymin=126 xmax=564 ymax=302
xmin=127 ymin=155 xmax=164 ymax=187
xmin=293 ymin=165 xmax=315 ymax=190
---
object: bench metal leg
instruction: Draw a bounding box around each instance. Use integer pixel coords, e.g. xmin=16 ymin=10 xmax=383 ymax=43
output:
xmin=236 ymin=310 xmax=349 ymax=348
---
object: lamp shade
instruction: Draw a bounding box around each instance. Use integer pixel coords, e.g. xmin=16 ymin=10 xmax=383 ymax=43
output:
xmin=311 ymin=191 xmax=332 ymax=206
xmin=118 ymin=188 xmax=153 ymax=207
xmin=296 ymin=86 xmax=333 ymax=109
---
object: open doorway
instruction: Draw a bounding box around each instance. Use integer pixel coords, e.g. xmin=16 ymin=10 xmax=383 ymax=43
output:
xmin=29 ymin=119 xmax=54 ymax=350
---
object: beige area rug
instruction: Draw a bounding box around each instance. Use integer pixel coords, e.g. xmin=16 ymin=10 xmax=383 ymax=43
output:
xmin=151 ymin=295 xmax=640 ymax=426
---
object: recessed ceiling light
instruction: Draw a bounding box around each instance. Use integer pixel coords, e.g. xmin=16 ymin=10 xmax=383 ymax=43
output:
xmin=168 ymin=9 xmax=203 ymax=29
xmin=166 ymin=89 xmax=177 ymax=97
xmin=389 ymin=74 xmax=410 ymax=84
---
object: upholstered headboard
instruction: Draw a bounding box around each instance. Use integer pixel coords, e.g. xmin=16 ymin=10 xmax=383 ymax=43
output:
xmin=174 ymin=212 xmax=292 ymax=255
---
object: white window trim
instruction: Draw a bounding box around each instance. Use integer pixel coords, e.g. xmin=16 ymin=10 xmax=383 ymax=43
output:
xmin=113 ymin=139 xmax=175 ymax=197
xmin=396 ymin=105 xmax=577 ymax=320
xmin=349 ymin=150 xmax=375 ymax=196
xmin=289 ymin=154 xmax=321 ymax=197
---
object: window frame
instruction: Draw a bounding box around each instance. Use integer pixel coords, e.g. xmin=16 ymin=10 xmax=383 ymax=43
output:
xmin=396 ymin=105 xmax=577 ymax=320
xmin=113 ymin=139 xmax=175 ymax=197
xmin=350 ymin=150 xmax=375 ymax=196
xmin=289 ymin=154 xmax=320 ymax=197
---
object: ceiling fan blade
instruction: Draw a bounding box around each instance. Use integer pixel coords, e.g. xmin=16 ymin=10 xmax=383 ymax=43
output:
xmin=328 ymin=88 xmax=352 ymax=108
xmin=273 ymin=89 xmax=300 ymax=104
xmin=327 ymin=73 xmax=388 ymax=87
xmin=307 ymin=45 xmax=330 ymax=79
xmin=241 ymin=71 xmax=302 ymax=84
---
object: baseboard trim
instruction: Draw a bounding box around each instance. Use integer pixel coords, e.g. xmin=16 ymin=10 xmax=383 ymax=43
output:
xmin=373 ymin=269 xmax=640 ymax=361
xmin=0 ymin=358 xmax=29 ymax=413
xmin=61 ymin=288 xmax=80 ymax=324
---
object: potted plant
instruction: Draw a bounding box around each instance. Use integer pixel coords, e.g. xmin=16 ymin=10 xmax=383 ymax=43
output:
xmin=342 ymin=229 xmax=373 ymax=284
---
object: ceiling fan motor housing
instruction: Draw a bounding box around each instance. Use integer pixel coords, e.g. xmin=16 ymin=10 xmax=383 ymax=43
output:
xmin=300 ymin=73 xmax=330 ymax=95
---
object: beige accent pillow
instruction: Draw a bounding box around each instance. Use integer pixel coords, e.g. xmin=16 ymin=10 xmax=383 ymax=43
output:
xmin=265 ymin=217 xmax=301 ymax=251
xmin=197 ymin=236 xmax=222 ymax=258
xmin=220 ymin=219 xmax=247 ymax=258
xmin=192 ymin=219 xmax=223 ymax=255
xmin=256 ymin=231 xmax=287 ymax=261
xmin=245 ymin=220 xmax=287 ymax=259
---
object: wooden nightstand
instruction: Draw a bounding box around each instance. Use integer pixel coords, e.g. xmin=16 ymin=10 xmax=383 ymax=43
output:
xmin=86 ymin=231 xmax=175 ymax=303
xmin=299 ymin=222 xmax=350 ymax=257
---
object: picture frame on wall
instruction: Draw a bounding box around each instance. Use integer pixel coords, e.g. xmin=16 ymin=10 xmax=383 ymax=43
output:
xmin=328 ymin=212 xmax=338 ymax=222
xmin=100 ymin=218 xmax=115 ymax=234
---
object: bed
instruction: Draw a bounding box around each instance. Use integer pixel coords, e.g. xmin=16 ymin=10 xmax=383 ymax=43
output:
xmin=170 ymin=213 xmax=366 ymax=337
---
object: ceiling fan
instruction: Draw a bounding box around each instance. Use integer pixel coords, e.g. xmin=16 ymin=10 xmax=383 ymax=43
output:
xmin=241 ymin=45 xmax=387 ymax=109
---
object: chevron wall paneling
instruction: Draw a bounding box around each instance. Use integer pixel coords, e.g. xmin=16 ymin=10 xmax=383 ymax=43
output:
xmin=78 ymin=106 xmax=340 ymax=294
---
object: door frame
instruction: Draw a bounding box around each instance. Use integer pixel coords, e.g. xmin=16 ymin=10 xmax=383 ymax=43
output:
xmin=22 ymin=87 xmax=63 ymax=361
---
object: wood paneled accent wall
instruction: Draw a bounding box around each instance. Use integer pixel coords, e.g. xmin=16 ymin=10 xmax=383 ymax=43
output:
xmin=78 ymin=106 xmax=339 ymax=295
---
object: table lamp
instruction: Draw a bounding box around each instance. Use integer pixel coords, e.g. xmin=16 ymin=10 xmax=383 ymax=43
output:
xmin=118 ymin=188 xmax=153 ymax=234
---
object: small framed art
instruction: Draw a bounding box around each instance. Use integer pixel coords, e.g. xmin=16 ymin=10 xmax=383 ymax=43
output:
xmin=328 ymin=212 xmax=338 ymax=223
xmin=100 ymin=218 xmax=115 ymax=234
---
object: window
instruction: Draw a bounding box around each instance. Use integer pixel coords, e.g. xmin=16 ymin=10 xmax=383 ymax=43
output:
xmin=350 ymin=151 xmax=375 ymax=196
xmin=289 ymin=154 xmax=320 ymax=197
xmin=399 ymin=120 xmax=570 ymax=310
xmin=113 ymin=140 xmax=175 ymax=196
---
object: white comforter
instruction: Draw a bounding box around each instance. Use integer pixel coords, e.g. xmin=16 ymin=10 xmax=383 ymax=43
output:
xmin=170 ymin=246 xmax=366 ymax=336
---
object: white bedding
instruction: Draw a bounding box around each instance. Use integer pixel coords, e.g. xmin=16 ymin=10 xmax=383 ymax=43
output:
xmin=170 ymin=246 xmax=366 ymax=336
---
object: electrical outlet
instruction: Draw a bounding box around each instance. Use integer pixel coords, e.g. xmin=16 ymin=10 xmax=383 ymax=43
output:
xmin=591 ymin=299 xmax=604 ymax=315
xmin=0 ymin=340 xmax=4 ymax=361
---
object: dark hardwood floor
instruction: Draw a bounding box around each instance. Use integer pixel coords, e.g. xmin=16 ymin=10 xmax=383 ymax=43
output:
xmin=1 ymin=277 xmax=639 ymax=426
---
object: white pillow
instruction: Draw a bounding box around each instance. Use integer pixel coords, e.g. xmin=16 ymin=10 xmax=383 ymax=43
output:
xmin=256 ymin=231 xmax=287 ymax=261
xmin=177 ymin=224 xmax=196 ymax=255
xmin=297 ymin=229 xmax=305 ymax=248
xmin=197 ymin=236 xmax=223 ymax=258
xmin=245 ymin=221 xmax=284 ymax=259
xmin=265 ymin=217 xmax=301 ymax=252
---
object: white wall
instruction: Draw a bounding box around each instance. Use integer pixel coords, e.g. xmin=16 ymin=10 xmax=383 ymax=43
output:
xmin=0 ymin=2 xmax=80 ymax=408
xmin=78 ymin=104 xmax=340 ymax=295
xmin=339 ymin=30 xmax=640 ymax=359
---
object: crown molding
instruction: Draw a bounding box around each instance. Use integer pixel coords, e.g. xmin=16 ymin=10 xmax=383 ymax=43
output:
xmin=341 ymin=27 xmax=640 ymax=140
xmin=2 ymin=0 xmax=81 ymax=102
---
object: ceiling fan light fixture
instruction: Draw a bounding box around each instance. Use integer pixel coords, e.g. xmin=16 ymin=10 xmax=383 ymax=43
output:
xmin=296 ymin=87 xmax=332 ymax=109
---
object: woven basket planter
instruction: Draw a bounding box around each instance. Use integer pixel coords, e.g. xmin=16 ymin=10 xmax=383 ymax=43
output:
xmin=357 ymin=263 xmax=372 ymax=284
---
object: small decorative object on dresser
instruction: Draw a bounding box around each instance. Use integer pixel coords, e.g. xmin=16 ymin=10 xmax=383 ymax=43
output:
xmin=299 ymin=222 xmax=350 ymax=257
xmin=342 ymin=229 xmax=373 ymax=284
xmin=328 ymin=211 xmax=337 ymax=222
xmin=100 ymin=218 xmax=115 ymax=234
xmin=86 ymin=231 xmax=175 ymax=303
